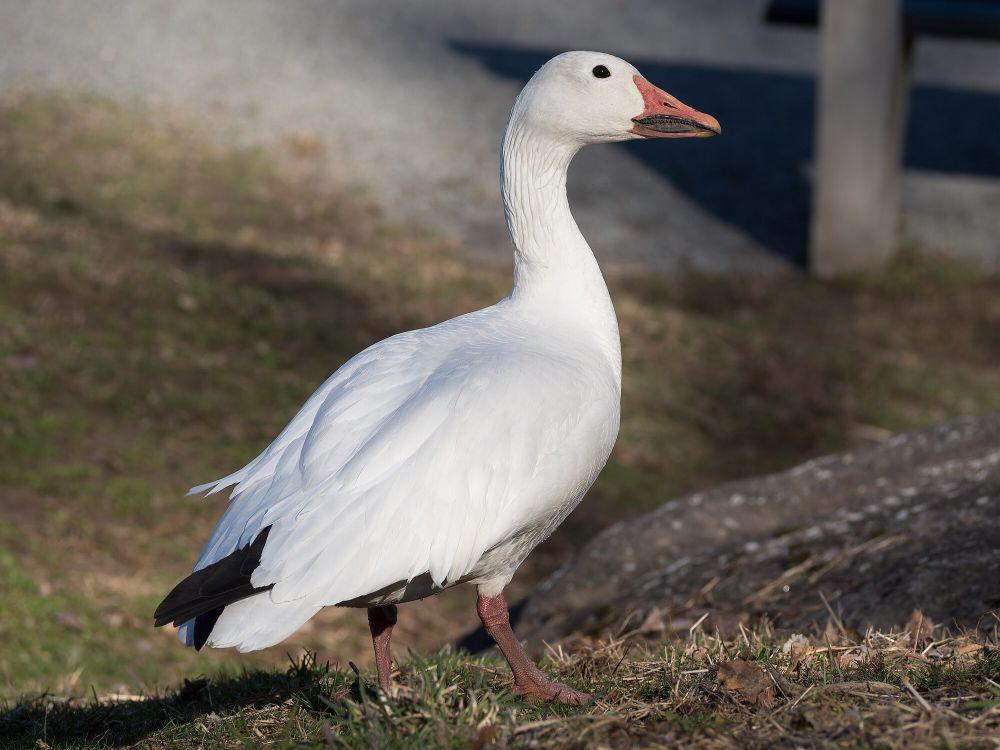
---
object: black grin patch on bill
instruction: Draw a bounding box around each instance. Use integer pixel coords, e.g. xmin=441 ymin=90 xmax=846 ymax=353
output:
xmin=632 ymin=114 xmax=715 ymax=134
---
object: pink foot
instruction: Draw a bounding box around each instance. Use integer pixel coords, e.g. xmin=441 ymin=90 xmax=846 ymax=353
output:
xmin=512 ymin=679 xmax=593 ymax=705
xmin=476 ymin=591 xmax=593 ymax=706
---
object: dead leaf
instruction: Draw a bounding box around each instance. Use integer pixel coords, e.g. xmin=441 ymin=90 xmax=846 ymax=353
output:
xmin=823 ymin=617 xmax=842 ymax=645
xmin=467 ymin=724 xmax=501 ymax=750
xmin=782 ymin=633 xmax=812 ymax=671
xmin=838 ymin=648 xmax=865 ymax=670
xmin=905 ymin=609 xmax=935 ymax=646
xmin=685 ymin=640 xmax=710 ymax=661
xmin=636 ymin=607 xmax=666 ymax=636
xmin=954 ymin=643 xmax=983 ymax=662
xmin=716 ymin=658 xmax=775 ymax=708
xmin=782 ymin=633 xmax=809 ymax=656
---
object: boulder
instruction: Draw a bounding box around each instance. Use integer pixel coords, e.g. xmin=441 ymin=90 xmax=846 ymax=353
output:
xmin=518 ymin=414 xmax=1000 ymax=643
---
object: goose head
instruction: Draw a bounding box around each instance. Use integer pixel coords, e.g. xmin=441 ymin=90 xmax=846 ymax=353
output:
xmin=511 ymin=51 xmax=720 ymax=145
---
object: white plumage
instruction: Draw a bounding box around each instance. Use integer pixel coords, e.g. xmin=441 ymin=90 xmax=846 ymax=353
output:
xmin=167 ymin=50 xmax=719 ymax=658
xmin=183 ymin=309 xmax=620 ymax=651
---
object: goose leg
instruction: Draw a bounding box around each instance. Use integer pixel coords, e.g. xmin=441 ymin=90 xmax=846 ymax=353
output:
xmin=367 ymin=604 xmax=398 ymax=693
xmin=476 ymin=591 xmax=591 ymax=705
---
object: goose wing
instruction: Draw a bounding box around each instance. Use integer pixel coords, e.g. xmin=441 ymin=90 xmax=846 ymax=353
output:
xmin=187 ymin=315 xmax=617 ymax=610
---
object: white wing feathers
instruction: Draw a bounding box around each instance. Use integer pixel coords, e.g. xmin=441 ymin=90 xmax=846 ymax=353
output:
xmin=187 ymin=312 xmax=615 ymax=623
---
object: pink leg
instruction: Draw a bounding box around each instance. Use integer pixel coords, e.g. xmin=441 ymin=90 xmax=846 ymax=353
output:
xmin=477 ymin=591 xmax=591 ymax=705
xmin=367 ymin=604 xmax=397 ymax=693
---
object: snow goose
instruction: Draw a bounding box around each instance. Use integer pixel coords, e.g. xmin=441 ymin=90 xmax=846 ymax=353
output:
xmin=154 ymin=51 xmax=719 ymax=704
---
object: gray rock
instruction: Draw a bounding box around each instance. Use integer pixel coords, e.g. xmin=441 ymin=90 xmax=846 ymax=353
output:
xmin=519 ymin=413 xmax=1000 ymax=643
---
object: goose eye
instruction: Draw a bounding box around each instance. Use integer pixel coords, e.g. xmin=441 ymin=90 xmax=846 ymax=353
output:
xmin=592 ymin=65 xmax=611 ymax=79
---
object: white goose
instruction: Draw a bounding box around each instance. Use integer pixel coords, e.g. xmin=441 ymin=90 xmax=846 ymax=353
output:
xmin=155 ymin=51 xmax=719 ymax=704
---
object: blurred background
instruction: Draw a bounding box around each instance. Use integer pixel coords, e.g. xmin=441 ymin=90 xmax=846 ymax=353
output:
xmin=0 ymin=0 xmax=998 ymax=701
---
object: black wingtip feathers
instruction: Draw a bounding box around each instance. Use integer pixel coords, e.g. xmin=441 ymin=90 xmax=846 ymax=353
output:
xmin=153 ymin=526 xmax=274 ymax=647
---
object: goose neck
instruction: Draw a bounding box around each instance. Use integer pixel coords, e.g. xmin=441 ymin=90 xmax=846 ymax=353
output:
xmin=501 ymin=122 xmax=600 ymax=296
xmin=499 ymin=118 xmax=621 ymax=385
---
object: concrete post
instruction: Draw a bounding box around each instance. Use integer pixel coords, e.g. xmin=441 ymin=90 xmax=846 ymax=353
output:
xmin=810 ymin=0 xmax=910 ymax=277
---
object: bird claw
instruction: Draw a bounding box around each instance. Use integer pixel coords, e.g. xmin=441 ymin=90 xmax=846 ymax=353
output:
xmin=512 ymin=680 xmax=592 ymax=705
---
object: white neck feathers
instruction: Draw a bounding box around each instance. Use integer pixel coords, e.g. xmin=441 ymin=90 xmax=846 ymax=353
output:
xmin=501 ymin=101 xmax=606 ymax=295
xmin=499 ymin=95 xmax=622 ymax=382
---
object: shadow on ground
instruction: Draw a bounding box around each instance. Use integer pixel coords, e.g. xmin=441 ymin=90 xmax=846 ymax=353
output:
xmin=452 ymin=41 xmax=1000 ymax=265
xmin=0 ymin=657 xmax=359 ymax=749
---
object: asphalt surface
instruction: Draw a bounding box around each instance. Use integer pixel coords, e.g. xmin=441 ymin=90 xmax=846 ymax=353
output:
xmin=2 ymin=1 xmax=999 ymax=272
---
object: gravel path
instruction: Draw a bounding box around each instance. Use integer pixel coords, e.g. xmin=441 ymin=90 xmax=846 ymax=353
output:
xmin=3 ymin=1 xmax=998 ymax=271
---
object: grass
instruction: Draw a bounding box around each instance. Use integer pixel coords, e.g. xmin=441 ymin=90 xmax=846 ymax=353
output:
xmin=3 ymin=619 xmax=998 ymax=749
xmin=0 ymin=91 xmax=998 ymax=742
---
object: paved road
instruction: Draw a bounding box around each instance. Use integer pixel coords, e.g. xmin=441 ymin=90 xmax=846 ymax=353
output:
xmin=2 ymin=1 xmax=998 ymax=271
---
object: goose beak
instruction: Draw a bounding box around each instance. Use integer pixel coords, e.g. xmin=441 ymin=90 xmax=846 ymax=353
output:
xmin=630 ymin=75 xmax=721 ymax=139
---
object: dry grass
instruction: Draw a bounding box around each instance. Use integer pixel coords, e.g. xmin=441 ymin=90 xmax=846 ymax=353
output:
xmin=4 ymin=615 xmax=998 ymax=749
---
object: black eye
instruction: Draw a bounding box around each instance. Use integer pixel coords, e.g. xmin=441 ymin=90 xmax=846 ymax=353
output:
xmin=592 ymin=65 xmax=611 ymax=79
